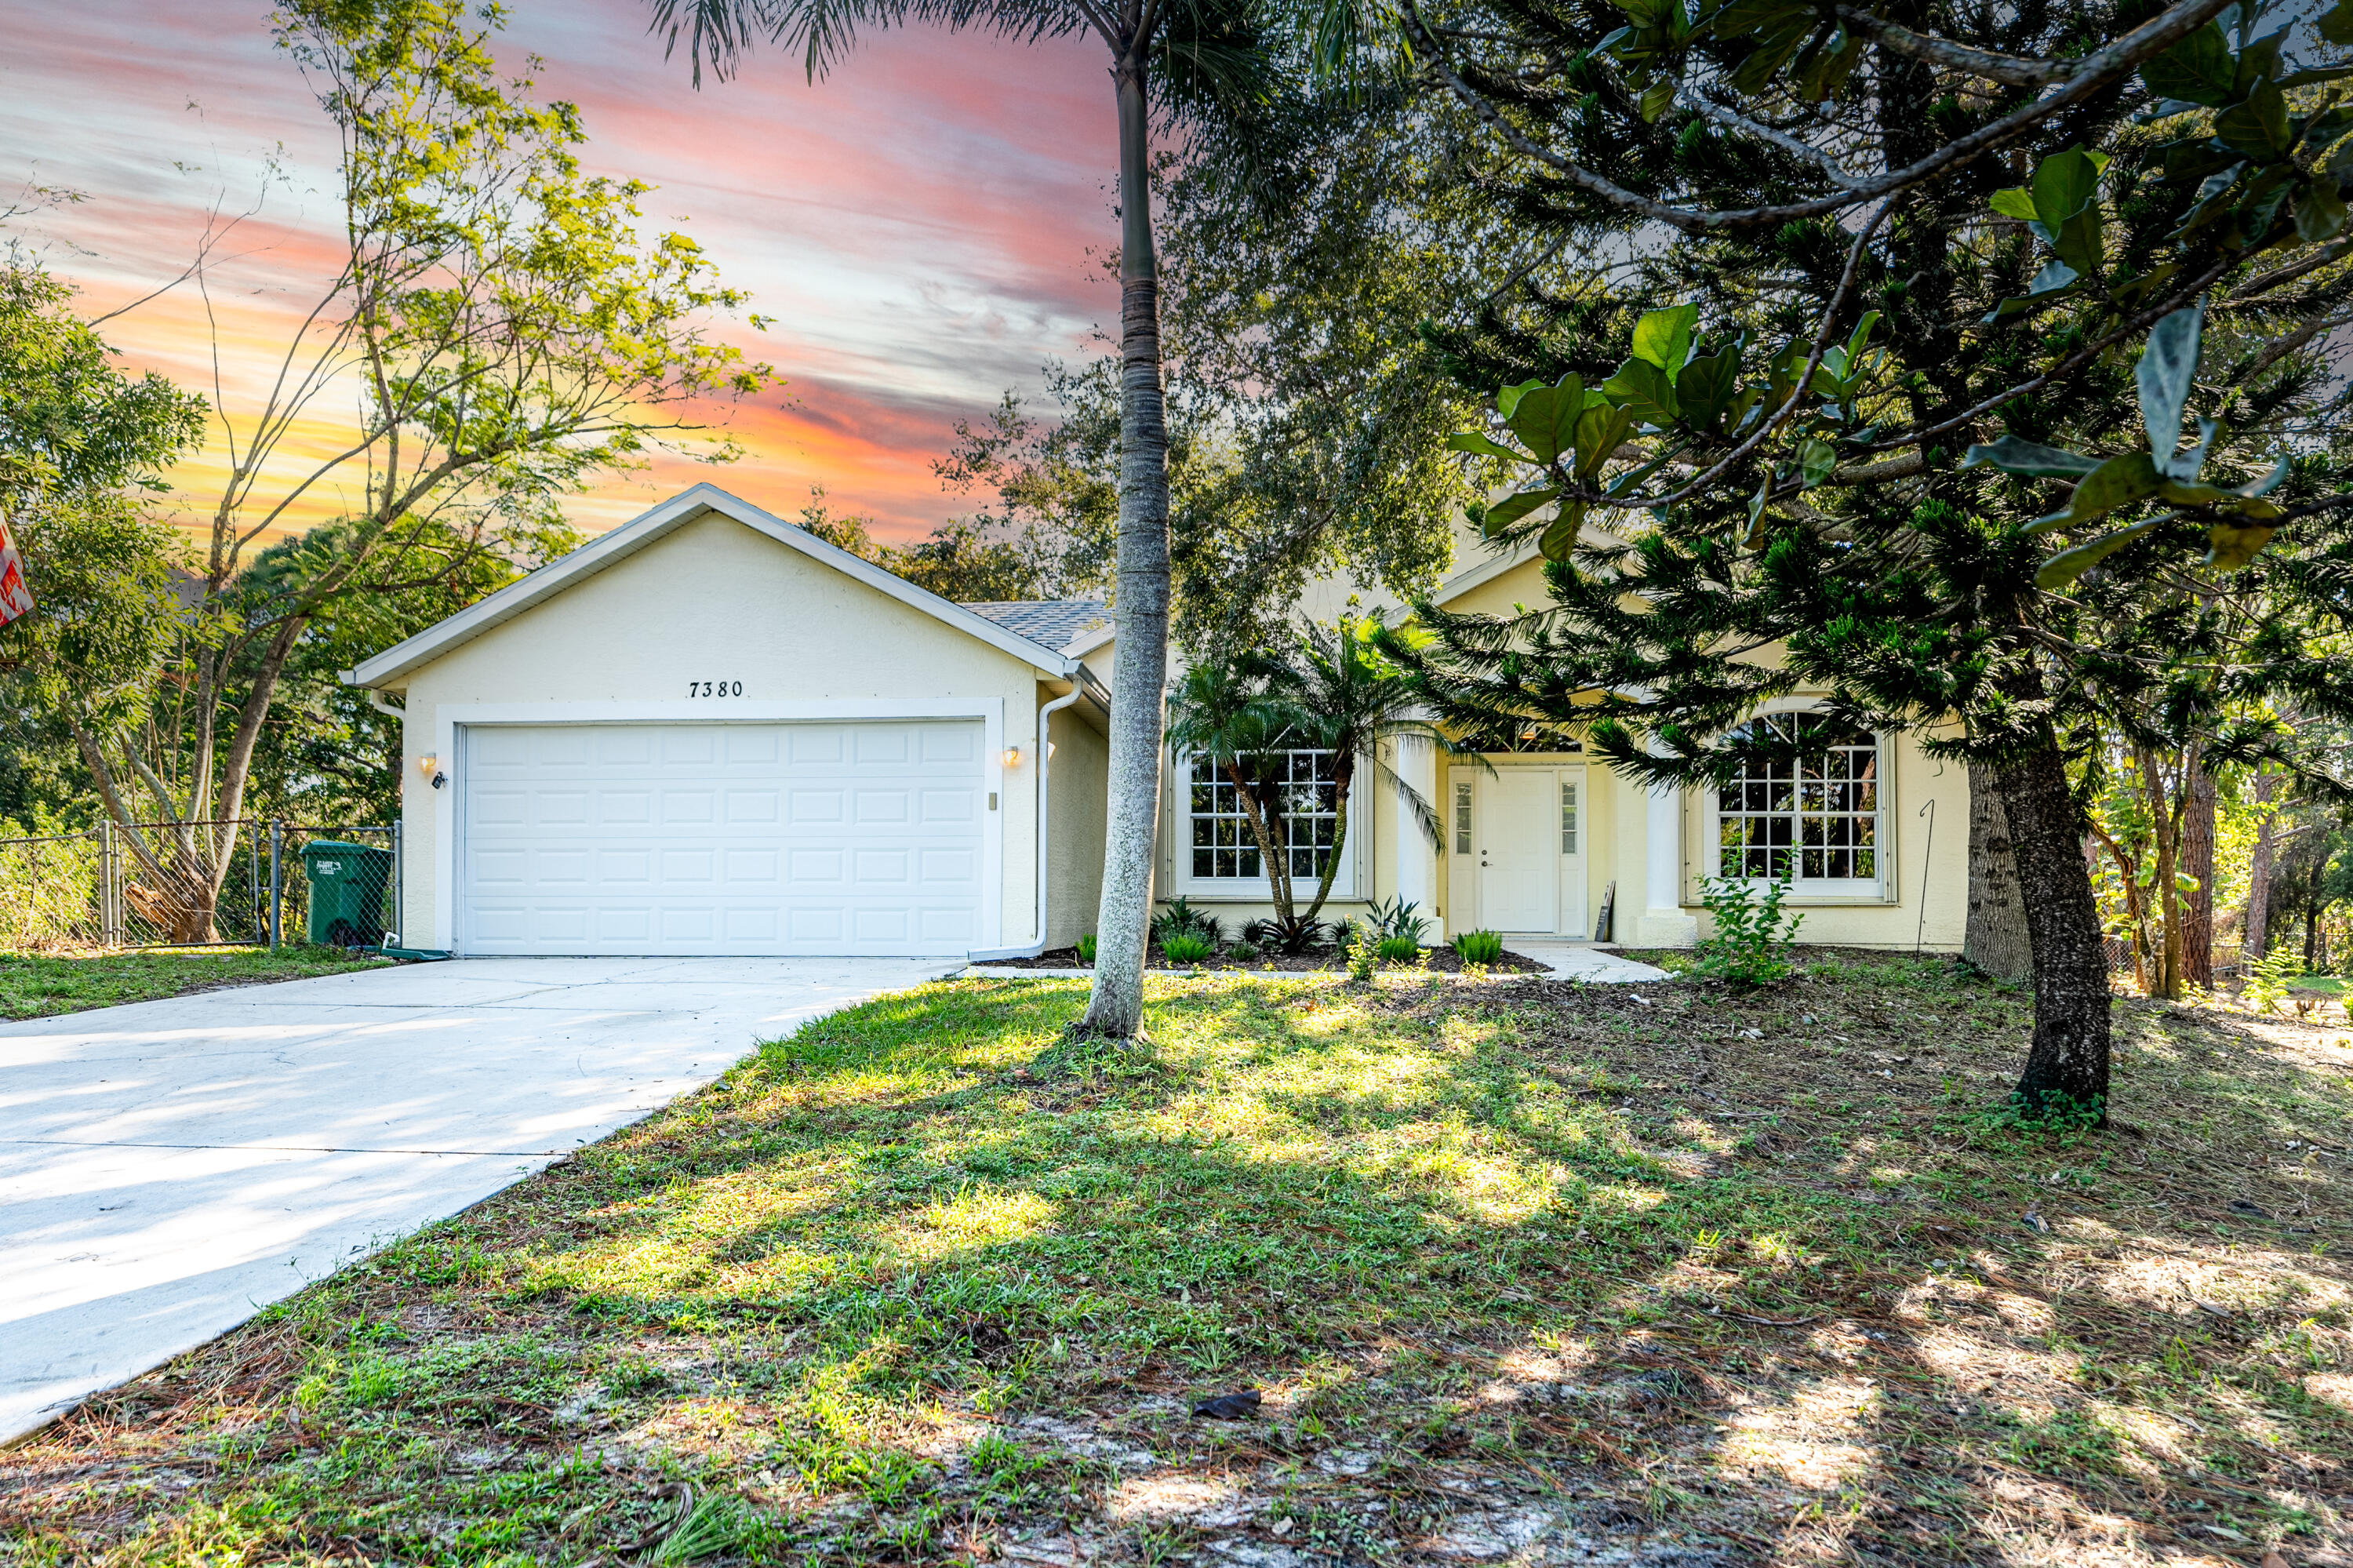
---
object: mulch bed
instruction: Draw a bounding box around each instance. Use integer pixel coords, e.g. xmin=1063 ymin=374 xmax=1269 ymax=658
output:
xmin=979 ymin=942 xmax=1554 ymax=973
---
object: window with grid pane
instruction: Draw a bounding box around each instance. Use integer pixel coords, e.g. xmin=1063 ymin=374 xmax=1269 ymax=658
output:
xmin=1188 ymin=750 xmax=1342 ymax=882
xmin=1715 ymin=715 xmax=1879 ymax=886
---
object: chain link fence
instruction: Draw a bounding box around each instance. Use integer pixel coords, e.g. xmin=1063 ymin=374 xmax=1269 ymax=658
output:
xmin=0 ymin=819 xmax=396 ymax=951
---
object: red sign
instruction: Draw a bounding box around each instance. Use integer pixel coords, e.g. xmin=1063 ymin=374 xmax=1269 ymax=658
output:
xmin=0 ymin=515 xmax=31 ymax=630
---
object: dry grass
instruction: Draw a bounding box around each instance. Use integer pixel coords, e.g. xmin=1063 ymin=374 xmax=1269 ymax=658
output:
xmin=5 ymin=953 xmax=2351 ymax=1566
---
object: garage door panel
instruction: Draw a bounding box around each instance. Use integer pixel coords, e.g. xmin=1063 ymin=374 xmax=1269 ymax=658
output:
xmin=462 ymin=720 xmax=987 ymax=955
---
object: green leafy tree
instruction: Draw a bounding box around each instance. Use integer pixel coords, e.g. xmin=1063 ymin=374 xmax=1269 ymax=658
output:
xmin=0 ymin=264 xmax=208 ymax=827
xmin=647 ymin=0 xmax=1275 ymax=1038
xmin=75 ymin=0 xmax=770 ymax=940
xmin=1368 ymin=0 xmax=2353 ymax=1119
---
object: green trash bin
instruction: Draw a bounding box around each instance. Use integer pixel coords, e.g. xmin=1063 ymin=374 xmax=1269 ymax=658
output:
xmin=302 ymin=840 xmax=391 ymax=947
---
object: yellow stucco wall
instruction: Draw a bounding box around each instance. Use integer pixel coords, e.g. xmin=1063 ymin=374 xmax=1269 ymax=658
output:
xmin=384 ymin=508 xmax=1072 ymax=952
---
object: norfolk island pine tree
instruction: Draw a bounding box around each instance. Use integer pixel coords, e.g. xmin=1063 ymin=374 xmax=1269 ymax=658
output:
xmin=1355 ymin=0 xmax=2353 ymax=1120
xmin=645 ymin=0 xmax=1290 ymax=1039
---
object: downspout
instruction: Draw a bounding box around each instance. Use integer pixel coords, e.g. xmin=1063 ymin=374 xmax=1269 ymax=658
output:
xmin=972 ymin=682 xmax=1083 ymax=960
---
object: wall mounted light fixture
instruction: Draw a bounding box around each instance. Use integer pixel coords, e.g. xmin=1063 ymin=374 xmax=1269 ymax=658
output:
xmin=1002 ymin=745 xmax=1022 ymax=768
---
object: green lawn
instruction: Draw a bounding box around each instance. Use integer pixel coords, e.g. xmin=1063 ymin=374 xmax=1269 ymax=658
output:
xmin=12 ymin=958 xmax=2351 ymax=1565
xmin=0 ymin=945 xmax=393 ymax=1019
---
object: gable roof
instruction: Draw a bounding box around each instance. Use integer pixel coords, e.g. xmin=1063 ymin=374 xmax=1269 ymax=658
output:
xmin=343 ymin=483 xmax=1082 ymax=689
xmin=963 ymin=599 xmax=1108 ymax=653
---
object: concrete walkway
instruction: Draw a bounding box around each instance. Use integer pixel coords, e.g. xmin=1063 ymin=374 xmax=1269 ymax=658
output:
xmin=0 ymin=956 xmax=955 ymax=1442
xmin=1509 ymin=941 xmax=1672 ymax=982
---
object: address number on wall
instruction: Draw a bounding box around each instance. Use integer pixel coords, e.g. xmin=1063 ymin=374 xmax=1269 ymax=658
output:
xmin=687 ymin=680 xmax=744 ymax=697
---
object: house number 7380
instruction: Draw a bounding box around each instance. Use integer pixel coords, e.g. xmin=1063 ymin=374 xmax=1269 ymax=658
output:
xmin=687 ymin=680 xmax=744 ymax=697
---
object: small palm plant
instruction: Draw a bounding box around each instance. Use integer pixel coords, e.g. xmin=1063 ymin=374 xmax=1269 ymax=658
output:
xmin=1167 ymin=616 xmax=1480 ymax=952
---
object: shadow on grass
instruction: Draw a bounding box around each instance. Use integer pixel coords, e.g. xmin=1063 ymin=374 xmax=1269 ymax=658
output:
xmin=12 ymin=960 xmax=2353 ymax=1566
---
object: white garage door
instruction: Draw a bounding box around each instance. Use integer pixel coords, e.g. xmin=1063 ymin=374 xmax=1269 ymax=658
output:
xmin=460 ymin=721 xmax=987 ymax=955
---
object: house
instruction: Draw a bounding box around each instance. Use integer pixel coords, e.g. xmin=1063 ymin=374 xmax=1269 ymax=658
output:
xmin=345 ymin=482 xmax=1970 ymax=957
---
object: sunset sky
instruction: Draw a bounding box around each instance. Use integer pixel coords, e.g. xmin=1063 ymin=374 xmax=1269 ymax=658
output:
xmin=0 ymin=0 xmax=1118 ymax=542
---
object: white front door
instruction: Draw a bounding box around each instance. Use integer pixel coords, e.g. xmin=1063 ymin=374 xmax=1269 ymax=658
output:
xmin=1479 ymin=769 xmax=1558 ymax=933
xmin=459 ymin=720 xmax=987 ymax=956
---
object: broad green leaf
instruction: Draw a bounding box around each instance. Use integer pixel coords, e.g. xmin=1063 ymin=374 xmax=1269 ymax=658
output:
xmin=2052 ymin=202 xmax=2106 ymax=279
xmin=1980 ymin=260 xmax=2082 ymax=323
xmin=1496 ymin=379 xmax=1546 ymax=419
xmin=2216 ymin=81 xmax=2292 ymax=160
xmin=2242 ymin=453 xmax=2291 ymax=496
xmin=2325 ymin=0 xmax=2353 ymax=45
xmin=1792 ymin=25 xmax=1862 ymax=104
xmin=2135 ymin=303 xmax=2202 ymax=460
xmin=1842 ymin=310 xmax=1880 ymax=366
xmin=1479 ymin=486 xmax=1560 ymax=535
xmin=2159 ymin=478 xmax=2283 ymax=517
xmin=1573 ymin=401 xmax=1638 ymax=479
xmin=1797 ymin=438 xmax=1838 ymax=486
xmin=2036 ymin=518 xmax=2162 ymax=589
xmin=2206 ymin=521 xmax=2278 ymax=569
xmin=1447 ymin=431 xmax=1535 ymax=463
xmin=2031 ymin=147 xmax=2100 ymax=226
xmin=1639 ymin=79 xmax=1678 ymax=122
xmin=2140 ymin=23 xmax=2235 ymax=107
xmin=2034 ymin=451 xmax=2165 ymax=529
xmin=1602 ymin=356 xmax=1678 ymax=427
xmin=1540 ymin=501 xmax=1587 ymax=561
xmin=1711 ymin=0 xmax=1808 ymax=33
xmin=1990 ymin=187 xmax=2039 ymax=221
xmin=1506 ymin=374 xmax=1586 ymax=465
xmin=1631 ymin=304 xmax=1700 ymax=378
xmin=2297 ymin=179 xmax=2348 ymax=242
xmin=1726 ymin=13 xmax=1817 ymax=95
xmin=1961 ymin=435 xmax=2104 ymax=478
xmin=1676 ymin=347 xmax=1743 ymax=431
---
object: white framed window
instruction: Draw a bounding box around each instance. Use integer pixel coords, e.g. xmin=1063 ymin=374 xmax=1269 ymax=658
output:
xmin=1559 ymin=780 xmax=1579 ymax=853
xmin=1454 ymin=780 xmax=1474 ymax=855
xmin=1712 ymin=712 xmax=1882 ymax=894
xmin=1181 ymin=748 xmax=1353 ymax=894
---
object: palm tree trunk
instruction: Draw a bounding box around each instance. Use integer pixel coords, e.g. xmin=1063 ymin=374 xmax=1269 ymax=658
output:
xmin=1081 ymin=49 xmax=1173 ymax=1040
xmin=1297 ymin=755 xmax=1355 ymax=926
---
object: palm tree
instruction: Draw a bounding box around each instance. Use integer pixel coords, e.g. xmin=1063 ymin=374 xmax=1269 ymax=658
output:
xmin=1166 ymin=616 xmax=1468 ymax=948
xmin=646 ymin=0 xmax=1271 ymax=1038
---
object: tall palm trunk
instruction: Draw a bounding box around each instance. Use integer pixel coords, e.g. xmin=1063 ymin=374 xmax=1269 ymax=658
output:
xmin=1082 ymin=47 xmax=1173 ymax=1039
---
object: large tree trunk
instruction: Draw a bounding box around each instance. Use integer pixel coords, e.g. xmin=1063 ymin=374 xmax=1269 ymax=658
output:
xmin=2244 ymin=767 xmax=2282 ymax=962
xmin=1964 ymin=761 xmax=2034 ymax=982
xmin=1081 ymin=51 xmax=1173 ymax=1039
xmin=2182 ymin=758 xmax=2217 ymax=989
xmin=1998 ymin=743 xmax=2113 ymax=1121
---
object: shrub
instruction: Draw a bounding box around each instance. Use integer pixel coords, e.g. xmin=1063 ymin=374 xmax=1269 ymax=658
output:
xmin=1075 ymin=933 xmax=1096 ymax=965
xmin=1159 ymin=932 xmax=1216 ymax=964
xmin=1692 ymin=875 xmax=1803 ymax=987
xmin=1452 ymin=929 xmax=1504 ymax=965
xmin=1242 ymin=914 xmax=1331 ymax=954
xmin=1345 ymin=923 xmax=1380 ymax=981
xmin=1151 ymin=897 xmax=1222 ymax=948
xmin=1366 ymin=895 xmax=1431 ymax=944
xmin=2246 ymin=945 xmax=2300 ymax=1013
xmin=1229 ymin=940 xmax=1262 ymax=962
xmin=1376 ymin=934 xmax=1420 ymax=965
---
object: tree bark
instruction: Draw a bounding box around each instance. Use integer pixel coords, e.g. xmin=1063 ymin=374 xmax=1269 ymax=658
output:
xmin=1081 ymin=49 xmax=1173 ymax=1039
xmin=2138 ymin=745 xmax=2184 ymax=1000
xmin=2245 ymin=766 xmax=2282 ymax=961
xmin=2181 ymin=757 xmax=2217 ymax=988
xmin=1963 ymin=761 xmax=2034 ymax=982
xmin=1998 ymin=742 xmax=2112 ymax=1120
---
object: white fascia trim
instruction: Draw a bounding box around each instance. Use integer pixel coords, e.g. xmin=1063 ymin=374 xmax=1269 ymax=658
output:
xmin=1063 ymin=620 xmax=1115 ymax=659
xmin=345 ymin=482 xmax=1079 ymax=688
xmin=431 ymin=698 xmax=1007 ymax=958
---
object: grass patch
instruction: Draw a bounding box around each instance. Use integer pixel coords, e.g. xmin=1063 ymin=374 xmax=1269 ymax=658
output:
xmin=0 ymin=945 xmax=392 ymax=1019
xmin=11 ymin=954 xmax=2352 ymax=1565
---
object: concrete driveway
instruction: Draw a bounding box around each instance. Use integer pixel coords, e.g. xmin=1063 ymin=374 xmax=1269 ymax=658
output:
xmin=0 ymin=956 xmax=958 ymax=1442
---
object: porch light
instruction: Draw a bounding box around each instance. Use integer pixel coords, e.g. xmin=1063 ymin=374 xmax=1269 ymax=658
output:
xmin=1002 ymin=745 xmax=1023 ymax=768
xmin=418 ymin=752 xmax=438 ymax=775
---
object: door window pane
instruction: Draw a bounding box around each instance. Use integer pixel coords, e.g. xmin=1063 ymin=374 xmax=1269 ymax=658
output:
xmin=1559 ymin=781 xmax=1578 ymax=853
